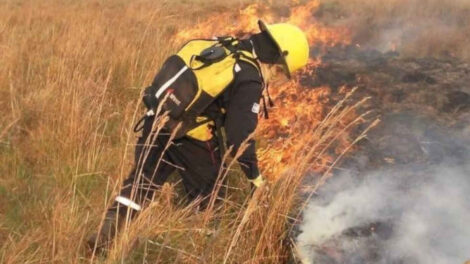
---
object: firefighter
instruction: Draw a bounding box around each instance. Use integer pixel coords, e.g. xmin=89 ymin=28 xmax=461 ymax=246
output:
xmin=87 ymin=20 xmax=309 ymax=254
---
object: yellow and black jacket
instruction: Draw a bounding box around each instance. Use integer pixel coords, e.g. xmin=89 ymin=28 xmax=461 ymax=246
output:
xmin=187 ymin=40 xmax=263 ymax=179
xmin=141 ymin=38 xmax=263 ymax=179
xmin=218 ymin=58 xmax=263 ymax=179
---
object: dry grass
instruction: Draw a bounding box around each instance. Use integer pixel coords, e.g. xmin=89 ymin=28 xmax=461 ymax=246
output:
xmin=0 ymin=0 xmax=372 ymax=263
xmin=317 ymin=0 xmax=470 ymax=59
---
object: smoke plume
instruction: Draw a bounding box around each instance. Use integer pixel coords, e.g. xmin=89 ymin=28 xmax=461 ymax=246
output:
xmin=316 ymin=0 xmax=470 ymax=59
xmin=296 ymin=116 xmax=470 ymax=263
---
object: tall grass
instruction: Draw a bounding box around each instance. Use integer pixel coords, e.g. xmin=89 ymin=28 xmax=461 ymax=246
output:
xmin=0 ymin=0 xmax=372 ymax=263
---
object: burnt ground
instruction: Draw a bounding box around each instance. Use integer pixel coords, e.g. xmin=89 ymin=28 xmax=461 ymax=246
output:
xmin=303 ymin=44 xmax=470 ymax=171
xmin=288 ymin=45 xmax=470 ymax=264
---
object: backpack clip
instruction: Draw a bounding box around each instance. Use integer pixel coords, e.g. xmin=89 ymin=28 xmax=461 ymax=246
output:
xmin=196 ymin=46 xmax=227 ymax=64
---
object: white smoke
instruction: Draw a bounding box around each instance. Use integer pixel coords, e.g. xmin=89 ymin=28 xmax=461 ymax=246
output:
xmin=322 ymin=0 xmax=470 ymax=58
xmin=297 ymin=158 xmax=470 ymax=263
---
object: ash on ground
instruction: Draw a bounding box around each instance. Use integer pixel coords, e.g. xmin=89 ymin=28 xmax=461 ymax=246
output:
xmin=292 ymin=45 xmax=470 ymax=264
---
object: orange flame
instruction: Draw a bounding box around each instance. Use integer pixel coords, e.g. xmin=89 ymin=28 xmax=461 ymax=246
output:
xmin=176 ymin=1 xmax=350 ymax=46
xmin=176 ymin=1 xmax=352 ymax=179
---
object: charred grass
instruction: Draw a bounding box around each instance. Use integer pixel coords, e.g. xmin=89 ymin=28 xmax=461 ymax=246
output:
xmin=316 ymin=0 xmax=470 ymax=60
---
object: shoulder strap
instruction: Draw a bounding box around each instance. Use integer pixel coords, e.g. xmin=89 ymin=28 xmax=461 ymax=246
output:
xmin=216 ymin=36 xmax=238 ymax=52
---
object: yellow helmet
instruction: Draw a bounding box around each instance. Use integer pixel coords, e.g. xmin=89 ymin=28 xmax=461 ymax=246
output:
xmin=258 ymin=20 xmax=309 ymax=78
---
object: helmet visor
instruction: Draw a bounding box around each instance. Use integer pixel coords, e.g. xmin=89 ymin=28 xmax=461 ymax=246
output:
xmin=258 ymin=20 xmax=291 ymax=78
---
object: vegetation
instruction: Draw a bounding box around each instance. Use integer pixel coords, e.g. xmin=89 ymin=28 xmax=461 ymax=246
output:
xmin=0 ymin=0 xmax=376 ymax=263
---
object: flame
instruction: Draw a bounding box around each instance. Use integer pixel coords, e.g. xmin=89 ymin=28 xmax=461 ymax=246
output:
xmin=176 ymin=1 xmax=353 ymax=179
xmin=176 ymin=3 xmax=270 ymax=40
xmin=176 ymin=1 xmax=350 ymax=46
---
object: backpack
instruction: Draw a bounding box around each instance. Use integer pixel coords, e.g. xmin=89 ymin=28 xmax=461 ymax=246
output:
xmin=138 ymin=37 xmax=261 ymax=139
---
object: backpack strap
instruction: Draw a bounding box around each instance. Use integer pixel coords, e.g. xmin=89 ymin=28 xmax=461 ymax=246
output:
xmin=206 ymin=100 xmax=226 ymax=161
xmin=217 ymin=36 xmax=238 ymax=51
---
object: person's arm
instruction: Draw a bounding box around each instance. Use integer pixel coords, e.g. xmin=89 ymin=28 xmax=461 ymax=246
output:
xmin=224 ymin=71 xmax=263 ymax=181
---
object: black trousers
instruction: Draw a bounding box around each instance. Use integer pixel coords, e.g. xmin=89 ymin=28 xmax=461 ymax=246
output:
xmin=110 ymin=116 xmax=222 ymax=217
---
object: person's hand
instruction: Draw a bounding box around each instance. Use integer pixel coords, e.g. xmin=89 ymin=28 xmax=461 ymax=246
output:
xmin=248 ymin=174 xmax=265 ymax=188
xmin=248 ymin=174 xmax=270 ymax=205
